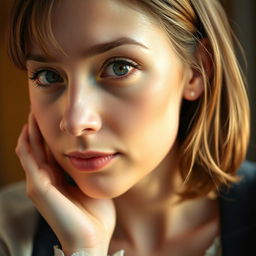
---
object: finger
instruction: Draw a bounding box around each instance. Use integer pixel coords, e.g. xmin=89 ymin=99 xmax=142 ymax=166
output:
xmin=16 ymin=124 xmax=41 ymax=181
xmin=16 ymin=124 xmax=59 ymax=200
xmin=28 ymin=113 xmax=47 ymax=166
xmin=28 ymin=115 xmax=65 ymax=182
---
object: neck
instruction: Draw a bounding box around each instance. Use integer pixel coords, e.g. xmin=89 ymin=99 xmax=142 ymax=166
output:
xmin=111 ymin=150 xmax=219 ymax=252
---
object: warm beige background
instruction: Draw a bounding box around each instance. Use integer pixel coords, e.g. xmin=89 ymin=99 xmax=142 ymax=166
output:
xmin=0 ymin=0 xmax=255 ymax=188
xmin=0 ymin=0 xmax=29 ymax=187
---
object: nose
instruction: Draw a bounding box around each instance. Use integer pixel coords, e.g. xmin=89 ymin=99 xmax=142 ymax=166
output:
xmin=59 ymin=88 xmax=102 ymax=136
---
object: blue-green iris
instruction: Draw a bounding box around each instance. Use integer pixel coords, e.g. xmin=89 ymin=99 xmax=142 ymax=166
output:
xmin=44 ymin=71 xmax=61 ymax=83
xmin=112 ymin=62 xmax=131 ymax=76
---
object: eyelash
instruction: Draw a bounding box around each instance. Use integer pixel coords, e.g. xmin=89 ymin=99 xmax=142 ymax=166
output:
xmin=100 ymin=58 xmax=141 ymax=79
xmin=29 ymin=68 xmax=63 ymax=87
xmin=28 ymin=58 xmax=141 ymax=87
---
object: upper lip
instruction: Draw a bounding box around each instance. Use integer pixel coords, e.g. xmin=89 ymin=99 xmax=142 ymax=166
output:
xmin=65 ymin=151 xmax=116 ymax=159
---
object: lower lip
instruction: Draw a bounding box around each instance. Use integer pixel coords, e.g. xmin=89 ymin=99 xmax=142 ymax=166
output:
xmin=67 ymin=154 xmax=118 ymax=172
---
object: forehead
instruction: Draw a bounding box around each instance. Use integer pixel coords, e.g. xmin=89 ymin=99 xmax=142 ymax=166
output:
xmin=52 ymin=0 xmax=153 ymax=35
xmin=29 ymin=0 xmax=171 ymax=58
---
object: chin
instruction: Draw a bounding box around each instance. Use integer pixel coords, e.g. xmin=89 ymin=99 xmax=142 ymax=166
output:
xmin=77 ymin=181 xmax=132 ymax=199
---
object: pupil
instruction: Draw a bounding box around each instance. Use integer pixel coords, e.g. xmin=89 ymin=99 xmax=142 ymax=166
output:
xmin=46 ymin=71 xmax=59 ymax=83
xmin=113 ymin=63 xmax=129 ymax=76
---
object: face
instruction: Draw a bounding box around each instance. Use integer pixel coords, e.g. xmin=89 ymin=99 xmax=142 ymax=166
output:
xmin=26 ymin=0 xmax=193 ymax=198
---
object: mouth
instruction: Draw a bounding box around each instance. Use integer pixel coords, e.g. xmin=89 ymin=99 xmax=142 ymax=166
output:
xmin=65 ymin=151 xmax=119 ymax=172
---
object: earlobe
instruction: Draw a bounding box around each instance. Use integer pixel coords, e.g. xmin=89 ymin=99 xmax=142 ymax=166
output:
xmin=183 ymin=69 xmax=204 ymax=101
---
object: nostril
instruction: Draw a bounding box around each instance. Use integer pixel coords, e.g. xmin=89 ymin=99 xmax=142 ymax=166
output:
xmin=60 ymin=119 xmax=100 ymax=136
xmin=59 ymin=119 xmax=67 ymax=132
xmin=59 ymin=109 xmax=102 ymax=136
xmin=82 ymin=128 xmax=96 ymax=134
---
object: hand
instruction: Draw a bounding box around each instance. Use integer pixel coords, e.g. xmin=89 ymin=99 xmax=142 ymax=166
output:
xmin=15 ymin=113 xmax=116 ymax=256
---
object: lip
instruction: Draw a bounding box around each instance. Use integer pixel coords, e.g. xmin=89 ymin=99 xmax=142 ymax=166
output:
xmin=65 ymin=151 xmax=118 ymax=172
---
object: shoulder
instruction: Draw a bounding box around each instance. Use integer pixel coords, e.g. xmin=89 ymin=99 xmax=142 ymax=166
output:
xmin=0 ymin=181 xmax=37 ymax=221
xmin=233 ymin=160 xmax=256 ymax=194
xmin=237 ymin=160 xmax=256 ymax=179
xmin=220 ymin=160 xmax=256 ymax=199
xmin=219 ymin=160 xmax=256 ymax=231
xmin=0 ymin=181 xmax=38 ymax=255
xmin=219 ymin=161 xmax=256 ymax=254
xmin=0 ymin=181 xmax=29 ymax=208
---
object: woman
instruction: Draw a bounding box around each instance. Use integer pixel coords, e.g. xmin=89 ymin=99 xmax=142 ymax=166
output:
xmin=0 ymin=0 xmax=255 ymax=255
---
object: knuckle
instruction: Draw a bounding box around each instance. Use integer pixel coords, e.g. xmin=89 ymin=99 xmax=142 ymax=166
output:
xmin=15 ymin=145 xmax=21 ymax=156
xmin=15 ymin=142 xmax=28 ymax=156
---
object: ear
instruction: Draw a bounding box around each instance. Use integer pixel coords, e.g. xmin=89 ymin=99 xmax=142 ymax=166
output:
xmin=183 ymin=38 xmax=212 ymax=101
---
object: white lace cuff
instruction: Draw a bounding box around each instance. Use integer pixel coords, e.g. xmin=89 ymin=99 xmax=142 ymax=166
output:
xmin=54 ymin=246 xmax=125 ymax=256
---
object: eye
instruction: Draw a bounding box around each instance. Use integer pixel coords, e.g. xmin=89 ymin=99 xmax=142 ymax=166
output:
xmin=29 ymin=69 xmax=64 ymax=87
xmin=100 ymin=58 xmax=140 ymax=79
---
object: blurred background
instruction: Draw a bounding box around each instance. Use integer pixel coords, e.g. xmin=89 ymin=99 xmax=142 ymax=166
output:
xmin=0 ymin=0 xmax=255 ymax=188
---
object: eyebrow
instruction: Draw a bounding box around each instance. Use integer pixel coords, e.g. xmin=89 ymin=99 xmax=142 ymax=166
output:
xmin=26 ymin=37 xmax=149 ymax=63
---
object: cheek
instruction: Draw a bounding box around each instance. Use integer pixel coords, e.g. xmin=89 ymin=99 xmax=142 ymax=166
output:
xmin=29 ymin=89 xmax=62 ymax=144
xmin=108 ymin=70 xmax=184 ymax=165
xmin=109 ymin=69 xmax=184 ymax=139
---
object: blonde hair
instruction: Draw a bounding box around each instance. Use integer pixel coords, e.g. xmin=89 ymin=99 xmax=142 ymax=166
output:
xmin=8 ymin=0 xmax=250 ymax=199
